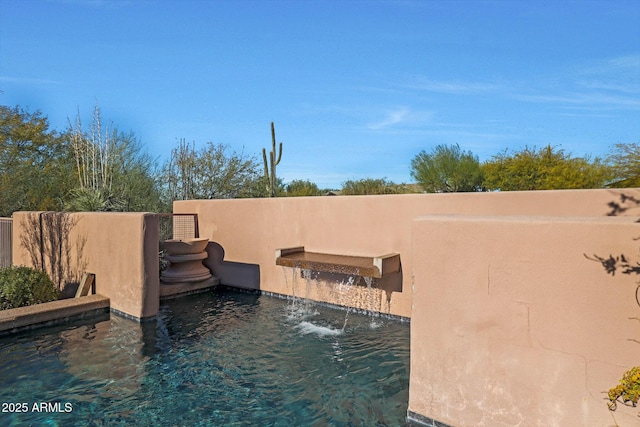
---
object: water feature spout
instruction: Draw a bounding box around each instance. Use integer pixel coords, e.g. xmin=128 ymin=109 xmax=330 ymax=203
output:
xmin=276 ymin=247 xmax=402 ymax=316
xmin=161 ymin=238 xmax=212 ymax=283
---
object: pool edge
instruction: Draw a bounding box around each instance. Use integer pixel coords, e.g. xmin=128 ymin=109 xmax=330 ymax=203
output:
xmin=0 ymin=294 xmax=110 ymax=337
xmin=406 ymin=410 xmax=453 ymax=427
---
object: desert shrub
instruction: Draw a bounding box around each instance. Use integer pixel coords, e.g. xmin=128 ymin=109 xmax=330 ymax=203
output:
xmin=0 ymin=266 xmax=60 ymax=310
xmin=608 ymin=366 xmax=640 ymax=411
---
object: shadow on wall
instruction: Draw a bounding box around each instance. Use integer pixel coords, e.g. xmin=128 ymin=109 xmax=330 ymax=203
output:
xmin=585 ymin=191 xmax=640 ymax=416
xmin=19 ymin=212 xmax=87 ymax=298
xmin=605 ymin=191 xmax=640 ymax=217
xmin=586 ymin=192 xmax=640 ymax=307
xmin=204 ymin=242 xmax=260 ymax=290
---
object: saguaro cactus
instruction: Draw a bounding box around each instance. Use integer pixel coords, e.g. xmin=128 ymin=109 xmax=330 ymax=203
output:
xmin=262 ymin=122 xmax=283 ymax=197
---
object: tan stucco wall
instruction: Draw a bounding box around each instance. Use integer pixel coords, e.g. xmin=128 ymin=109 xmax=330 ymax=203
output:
xmin=174 ymin=189 xmax=640 ymax=318
xmin=6 ymin=189 xmax=638 ymax=426
xmin=12 ymin=212 xmax=159 ymax=319
xmin=409 ymin=215 xmax=640 ymax=426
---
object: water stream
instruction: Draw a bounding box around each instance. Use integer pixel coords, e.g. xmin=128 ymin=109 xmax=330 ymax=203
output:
xmin=282 ymin=265 xmax=388 ymax=334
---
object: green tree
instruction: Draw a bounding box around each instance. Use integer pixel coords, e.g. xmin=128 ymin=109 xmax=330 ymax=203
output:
xmin=163 ymin=138 xmax=197 ymax=202
xmin=482 ymin=145 xmax=610 ymax=191
xmin=198 ymin=142 xmax=263 ymax=199
xmin=285 ymin=179 xmax=321 ymax=196
xmin=341 ymin=178 xmax=405 ymax=195
xmin=65 ymin=105 xmax=163 ymax=212
xmin=162 ymin=139 xmax=262 ymax=202
xmin=0 ymin=106 xmax=75 ymax=216
xmin=410 ymin=144 xmax=483 ymax=192
xmin=607 ymin=142 xmax=640 ymax=188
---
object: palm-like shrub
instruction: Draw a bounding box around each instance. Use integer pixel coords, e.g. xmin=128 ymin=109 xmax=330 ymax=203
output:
xmin=0 ymin=266 xmax=60 ymax=310
xmin=65 ymin=187 xmax=126 ymax=212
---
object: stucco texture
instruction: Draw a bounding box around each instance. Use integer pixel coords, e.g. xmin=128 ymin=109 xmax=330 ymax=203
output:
xmin=410 ymin=215 xmax=640 ymax=426
xmin=174 ymin=189 xmax=640 ymax=319
xmin=12 ymin=212 xmax=159 ymax=319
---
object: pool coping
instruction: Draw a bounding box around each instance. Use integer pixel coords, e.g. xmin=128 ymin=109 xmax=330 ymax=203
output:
xmin=0 ymin=294 xmax=110 ymax=337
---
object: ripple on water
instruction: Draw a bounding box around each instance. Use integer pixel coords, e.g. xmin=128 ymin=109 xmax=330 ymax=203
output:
xmin=0 ymin=290 xmax=409 ymax=426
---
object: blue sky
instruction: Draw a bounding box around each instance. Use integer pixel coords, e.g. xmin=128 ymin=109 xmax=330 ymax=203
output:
xmin=1 ymin=0 xmax=639 ymax=189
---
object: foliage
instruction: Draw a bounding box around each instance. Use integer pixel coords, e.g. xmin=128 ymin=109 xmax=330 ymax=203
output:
xmin=163 ymin=138 xmax=197 ymax=201
xmin=0 ymin=105 xmax=76 ymax=216
xmin=64 ymin=187 xmax=125 ymax=212
xmin=0 ymin=104 xmax=161 ymax=215
xmin=341 ymin=178 xmax=408 ymax=195
xmin=410 ymin=144 xmax=483 ymax=192
xmin=260 ymin=176 xmax=285 ymax=197
xmin=285 ymin=179 xmax=321 ymax=196
xmin=0 ymin=265 xmax=60 ymax=310
xmin=162 ymin=139 xmax=263 ymax=202
xmin=66 ymin=105 xmax=163 ymax=212
xmin=106 ymin=132 xmax=164 ymax=211
xmin=262 ymin=122 xmax=283 ymax=197
xmin=608 ymin=366 xmax=640 ymax=411
xmin=68 ymin=105 xmax=115 ymax=194
xmin=607 ymin=142 xmax=640 ymax=188
xmin=482 ymin=145 xmax=610 ymax=191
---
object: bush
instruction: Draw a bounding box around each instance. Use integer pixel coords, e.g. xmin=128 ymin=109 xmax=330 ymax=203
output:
xmin=608 ymin=366 xmax=640 ymax=411
xmin=0 ymin=266 xmax=60 ymax=310
xmin=341 ymin=178 xmax=406 ymax=195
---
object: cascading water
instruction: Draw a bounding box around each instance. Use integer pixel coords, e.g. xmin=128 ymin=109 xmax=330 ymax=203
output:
xmin=275 ymin=247 xmax=401 ymax=329
xmin=363 ymin=276 xmax=382 ymax=328
xmin=338 ymin=276 xmax=356 ymax=331
xmin=284 ymin=266 xmax=319 ymax=326
xmin=281 ymin=264 xmax=386 ymax=335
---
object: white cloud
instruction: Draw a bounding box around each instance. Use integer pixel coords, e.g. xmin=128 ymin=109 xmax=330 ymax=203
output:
xmin=573 ymin=54 xmax=640 ymax=95
xmin=367 ymin=107 xmax=411 ymax=130
xmin=403 ymin=77 xmax=503 ymax=94
xmin=366 ymin=107 xmax=435 ymax=130
xmin=501 ymin=55 xmax=640 ymax=111
xmin=576 ymin=80 xmax=639 ymax=94
xmin=511 ymin=91 xmax=640 ymax=109
xmin=582 ymin=54 xmax=640 ymax=75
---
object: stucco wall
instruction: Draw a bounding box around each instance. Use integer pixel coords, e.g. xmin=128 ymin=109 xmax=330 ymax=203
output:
xmin=409 ymin=215 xmax=640 ymax=426
xmin=174 ymin=189 xmax=640 ymax=318
xmin=7 ymin=189 xmax=639 ymax=425
xmin=12 ymin=212 xmax=159 ymax=319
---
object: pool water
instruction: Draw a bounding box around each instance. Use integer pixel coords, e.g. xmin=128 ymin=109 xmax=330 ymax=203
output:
xmin=0 ymin=290 xmax=410 ymax=426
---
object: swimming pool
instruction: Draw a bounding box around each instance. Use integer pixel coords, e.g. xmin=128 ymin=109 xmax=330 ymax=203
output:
xmin=0 ymin=289 xmax=410 ymax=426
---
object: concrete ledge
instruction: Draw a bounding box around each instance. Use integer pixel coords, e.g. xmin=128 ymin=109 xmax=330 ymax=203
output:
xmin=0 ymin=294 xmax=110 ymax=336
xmin=276 ymin=246 xmax=400 ymax=279
xmin=159 ymin=276 xmax=219 ymax=300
